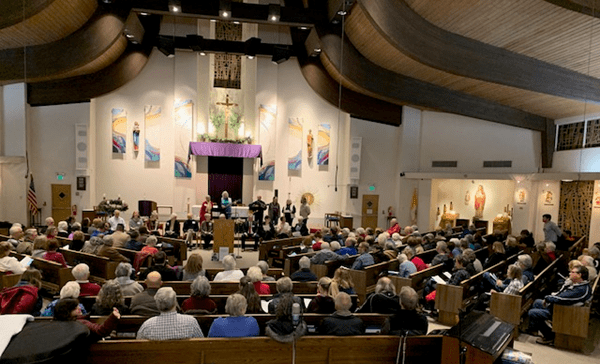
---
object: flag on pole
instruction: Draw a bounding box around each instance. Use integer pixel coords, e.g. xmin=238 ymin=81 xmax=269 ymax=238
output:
xmin=27 ymin=174 xmax=38 ymax=215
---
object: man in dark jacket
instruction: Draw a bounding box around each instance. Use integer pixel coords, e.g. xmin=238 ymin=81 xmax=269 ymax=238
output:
xmin=319 ymin=292 xmax=365 ymax=336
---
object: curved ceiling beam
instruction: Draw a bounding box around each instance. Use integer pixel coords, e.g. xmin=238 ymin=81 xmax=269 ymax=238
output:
xmin=315 ymin=26 xmax=548 ymax=132
xmin=0 ymin=5 xmax=130 ymax=83
xmin=543 ymin=0 xmax=600 ymax=17
xmin=358 ymin=0 xmax=600 ymax=103
xmin=0 ymin=0 xmax=97 ymax=49
xmin=27 ymin=33 xmax=157 ymax=106
xmin=298 ymin=57 xmax=403 ymax=126
xmin=0 ymin=0 xmax=57 ymax=29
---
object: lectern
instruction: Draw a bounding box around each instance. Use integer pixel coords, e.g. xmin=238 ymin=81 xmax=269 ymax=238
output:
xmin=213 ymin=219 xmax=234 ymax=253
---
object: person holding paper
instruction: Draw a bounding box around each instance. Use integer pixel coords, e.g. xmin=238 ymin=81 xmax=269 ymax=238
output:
xmin=0 ymin=241 xmax=27 ymax=274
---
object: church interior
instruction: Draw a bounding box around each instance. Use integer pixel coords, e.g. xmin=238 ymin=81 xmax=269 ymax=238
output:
xmin=1 ymin=0 xmax=600 ymax=363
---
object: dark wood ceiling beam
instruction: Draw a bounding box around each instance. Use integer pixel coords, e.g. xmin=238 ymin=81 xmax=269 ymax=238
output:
xmin=0 ymin=0 xmax=55 ymax=29
xmin=27 ymin=17 xmax=159 ymax=106
xmin=543 ymin=0 xmax=600 ymax=17
xmin=0 ymin=6 xmax=130 ymax=82
xmin=358 ymin=0 xmax=600 ymax=104
xmin=316 ymin=27 xmax=547 ymax=132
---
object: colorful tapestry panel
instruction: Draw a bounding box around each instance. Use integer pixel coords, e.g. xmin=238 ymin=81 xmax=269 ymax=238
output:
xmin=288 ymin=118 xmax=303 ymax=170
xmin=258 ymin=105 xmax=276 ymax=180
xmin=174 ymin=100 xmax=193 ymax=178
xmin=317 ymin=123 xmax=330 ymax=166
xmin=144 ymin=105 xmax=161 ymax=162
xmin=111 ymin=108 xmax=126 ymax=153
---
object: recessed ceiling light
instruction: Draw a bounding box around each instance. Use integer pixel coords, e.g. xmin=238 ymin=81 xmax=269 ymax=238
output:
xmin=200 ymin=51 xmax=206 ymax=56
xmin=139 ymin=12 xmax=149 ymax=16
xmin=337 ymin=10 xmax=347 ymax=16
xmin=233 ymin=21 xmax=240 ymax=24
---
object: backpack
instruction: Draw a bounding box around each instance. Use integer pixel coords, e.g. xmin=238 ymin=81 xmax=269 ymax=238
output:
xmin=0 ymin=285 xmax=39 ymax=314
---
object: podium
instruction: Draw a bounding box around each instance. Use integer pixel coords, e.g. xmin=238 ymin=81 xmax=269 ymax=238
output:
xmin=213 ymin=219 xmax=234 ymax=254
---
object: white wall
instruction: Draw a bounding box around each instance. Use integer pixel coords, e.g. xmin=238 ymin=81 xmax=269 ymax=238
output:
xmin=2 ymin=84 xmax=26 ymax=157
xmin=28 ymin=103 xmax=91 ymax=221
xmin=419 ymin=111 xmax=541 ymax=174
xmin=347 ymin=117 xmax=401 ymax=229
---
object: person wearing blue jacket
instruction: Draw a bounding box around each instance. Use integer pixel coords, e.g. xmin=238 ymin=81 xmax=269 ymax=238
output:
xmin=526 ymin=265 xmax=592 ymax=345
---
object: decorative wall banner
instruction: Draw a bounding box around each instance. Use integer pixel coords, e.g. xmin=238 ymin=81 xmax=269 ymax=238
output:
xmin=288 ymin=118 xmax=303 ymax=170
xmin=258 ymin=105 xmax=276 ymax=181
xmin=133 ymin=122 xmax=140 ymax=152
xmin=543 ymin=190 xmax=554 ymax=205
xmin=317 ymin=123 xmax=330 ymax=166
xmin=516 ymin=189 xmax=526 ymax=204
xmin=111 ymin=108 xmax=126 ymax=153
xmin=144 ymin=105 xmax=161 ymax=162
xmin=174 ymin=99 xmax=193 ymax=178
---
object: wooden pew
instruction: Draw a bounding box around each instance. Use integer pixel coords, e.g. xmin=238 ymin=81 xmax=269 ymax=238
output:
xmin=9 ymin=252 xmax=73 ymax=293
xmin=283 ymin=252 xmax=316 ymax=277
xmin=390 ymin=263 xmax=446 ymax=295
xmin=85 ymin=335 xmax=444 ymax=364
xmin=59 ymin=248 xmax=119 ymax=282
xmin=552 ymin=273 xmax=599 ymax=351
xmin=69 ymin=312 xmax=387 ymax=337
xmin=149 ymin=281 xmax=318 ymax=296
xmin=258 ymin=236 xmax=304 ymax=261
xmin=566 ymin=235 xmax=586 ymax=261
xmin=78 ymin=293 xmax=359 ymax=315
xmin=489 ymin=254 xmax=564 ymax=335
xmin=415 ymin=248 xmax=437 ymax=264
xmin=158 ymin=236 xmax=187 ymax=265
xmin=0 ymin=271 xmax=21 ymax=289
xmin=203 ymin=267 xmax=284 ymax=281
xmin=311 ymin=254 xmax=359 ymax=279
xmin=347 ymin=259 xmax=400 ymax=303
xmin=435 ymin=253 xmax=519 ymax=326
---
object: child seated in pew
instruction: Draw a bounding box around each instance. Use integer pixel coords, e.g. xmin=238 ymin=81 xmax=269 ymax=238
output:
xmin=307 ymin=277 xmax=335 ymax=314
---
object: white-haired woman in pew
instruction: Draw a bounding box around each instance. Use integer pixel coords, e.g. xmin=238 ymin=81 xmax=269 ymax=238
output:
xmin=208 ymin=293 xmax=259 ymax=338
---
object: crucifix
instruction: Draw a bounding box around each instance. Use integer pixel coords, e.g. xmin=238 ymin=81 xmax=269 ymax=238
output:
xmin=216 ymin=94 xmax=238 ymax=139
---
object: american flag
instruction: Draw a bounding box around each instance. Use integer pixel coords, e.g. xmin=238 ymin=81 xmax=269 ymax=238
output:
xmin=27 ymin=174 xmax=38 ymax=215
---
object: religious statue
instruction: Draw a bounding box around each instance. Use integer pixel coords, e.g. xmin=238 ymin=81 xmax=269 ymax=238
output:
xmin=133 ymin=121 xmax=140 ymax=152
xmin=464 ymin=190 xmax=470 ymax=205
xmin=474 ymin=185 xmax=486 ymax=218
xmin=307 ymin=129 xmax=314 ymax=159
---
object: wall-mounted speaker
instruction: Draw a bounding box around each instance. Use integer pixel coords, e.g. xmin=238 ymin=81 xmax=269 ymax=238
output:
xmin=349 ymin=137 xmax=362 ymax=180
xmin=75 ymin=124 xmax=89 ymax=174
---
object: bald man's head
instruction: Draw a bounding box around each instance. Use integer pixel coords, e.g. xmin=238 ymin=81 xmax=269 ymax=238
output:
xmin=146 ymin=271 xmax=162 ymax=289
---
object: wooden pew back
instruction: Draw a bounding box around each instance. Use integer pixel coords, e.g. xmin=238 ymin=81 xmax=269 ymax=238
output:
xmin=85 ymin=335 xmax=444 ymax=364
xmin=258 ymin=237 xmax=304 ymax=261
xmin=59 ymin=248 xmax=118 ymax=281
xmin=148 ymin=281 xmax=318 ymax=295
xmin=9 ymin=252 xmax=73 ymax=293
xmin=347 ymin=259 xmax=400 ymax=303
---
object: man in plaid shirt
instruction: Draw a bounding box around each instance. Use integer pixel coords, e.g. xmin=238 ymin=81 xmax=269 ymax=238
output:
xmin=137 ymin=287 xmax=204 ymax=340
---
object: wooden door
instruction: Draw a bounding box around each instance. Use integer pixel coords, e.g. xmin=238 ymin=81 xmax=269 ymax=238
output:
xmin=52 ymin=184 xmax=71 ymax=223
xmin=361 ymin=194 xmax=379 ymax=229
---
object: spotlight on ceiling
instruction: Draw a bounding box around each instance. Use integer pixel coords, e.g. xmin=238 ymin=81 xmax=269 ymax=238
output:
xmin=271 ymin=45 xmax=291 ymax=64
xmin=244 ymin=37 xmax=261 ymax=60
xmin=220 ymin=0 xmax=231 ymax=18
xmin=268 ymin=4 xmax=281 ymax=22
xmin=123 ymin=12 xmax=145 ymax=45
xmin=169 ymin=0 xmax=181 ymax=13
xmin=157 ymin=36 xmax=175 ymax=58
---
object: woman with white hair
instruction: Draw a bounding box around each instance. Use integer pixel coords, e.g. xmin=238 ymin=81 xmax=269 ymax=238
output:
xmin=41 ymin=281 xmax=87 ymax=317
xmin=247 ymin=266 xmax=271 ymax=294
xmin=57 ymin=221 xmax=69 ymax=238
xmin=221 ymin=191 xmax=232 ymax=219
xmin=115 ymin=262 xmax=144 ymax=296
xmin=164 ymin=213 xmax=180 ymax=238
xmin=213 ymin=255 xmax=244 ymax=282
xmin=208 ymin=293 xmax=260 ymax=337
xmin=181 ymin=276 xmax=217 ymax=314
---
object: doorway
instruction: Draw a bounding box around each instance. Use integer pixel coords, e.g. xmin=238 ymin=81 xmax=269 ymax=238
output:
xmin=52 ymin=184 xmax=71 ymax=223
xmin=361 ymin=194 xmax=379 ymax=229
xmin=208 ymin=157 xmax=244 ymax=204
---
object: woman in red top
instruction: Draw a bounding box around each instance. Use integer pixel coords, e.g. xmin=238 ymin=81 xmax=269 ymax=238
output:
xmin=181 ymin=276 xmax=217 ymax=314
xmin=403 ymin=247 xmax=427 ymax=272
xmin=43 ymin=239 xmax=68 ymax=268
xmin=141 ymin=235 xmax=159 ymax=255
xmin=247 ymin=266 xmax=271 ymax=294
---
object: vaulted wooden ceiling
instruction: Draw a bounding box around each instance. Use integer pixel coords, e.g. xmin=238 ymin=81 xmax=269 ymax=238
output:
xmin=2 ymin=0 xmax=599 ymax=168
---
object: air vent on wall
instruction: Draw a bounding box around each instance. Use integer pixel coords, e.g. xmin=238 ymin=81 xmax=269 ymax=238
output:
xmin=432 ymin=161 xmax=458 ymax=168
xmin=483 ymin=160 xmax=512 ymax=168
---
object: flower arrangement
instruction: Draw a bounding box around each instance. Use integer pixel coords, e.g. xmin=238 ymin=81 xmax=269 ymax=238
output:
xmin=97 ymin=197 xmax=129 ymax=214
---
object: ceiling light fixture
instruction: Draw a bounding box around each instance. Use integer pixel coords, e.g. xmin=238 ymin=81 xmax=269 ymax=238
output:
xmin=220 ymin=0 xmax=231 ymax=18
xmin=268 ymin=4 xmax=281 ymax=22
